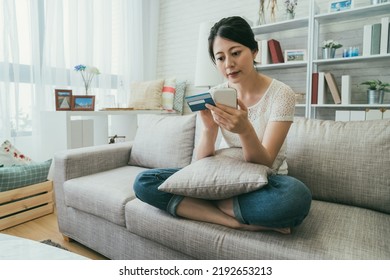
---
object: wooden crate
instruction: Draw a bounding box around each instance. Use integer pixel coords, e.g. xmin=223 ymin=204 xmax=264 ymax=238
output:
xmin=0 ymin=181 xmax=54 ymax=230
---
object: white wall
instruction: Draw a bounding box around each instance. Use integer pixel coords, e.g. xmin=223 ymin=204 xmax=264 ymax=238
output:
xmin=157 ymin=0 xmax=390 ymax=115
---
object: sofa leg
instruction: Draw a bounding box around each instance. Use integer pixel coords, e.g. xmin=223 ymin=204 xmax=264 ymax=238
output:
xmin=62 ymin=235 xmax=72 ymax=242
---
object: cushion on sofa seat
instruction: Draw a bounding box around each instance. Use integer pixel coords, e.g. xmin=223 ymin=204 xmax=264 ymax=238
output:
xmin=286 ymin=118 xmax=390 ymax=214
xmin=64 ymin=166 xmax=148 ymax=226
xmin=125 ymin=199 xmax=390 ymax=259
xmin=129 ymin=114 xmax=196 ymax=169
xmin=158 ymin=148 xmax=270 ymax=199
xmin=0 ymin=159 xmax=52 ymax=192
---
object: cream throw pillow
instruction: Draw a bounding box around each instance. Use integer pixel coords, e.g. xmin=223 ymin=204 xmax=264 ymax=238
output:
xmin=129 ymin=114 xmax=196 ymax=168
xmin=128 ymin=79 xmax=164 ymax=109
xmin=158 ymin=148 xmax=270 ymax=199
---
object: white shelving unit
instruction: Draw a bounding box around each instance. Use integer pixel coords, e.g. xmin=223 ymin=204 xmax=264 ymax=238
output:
xmin=252 ymin=1 xmax=390 ymax=120
xmin=39 ymin=110 xmax=167 ymax=161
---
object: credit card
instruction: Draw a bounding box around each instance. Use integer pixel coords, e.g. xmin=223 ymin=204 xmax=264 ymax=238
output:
xmin=185 ymin=92 xmax=216 ymax=112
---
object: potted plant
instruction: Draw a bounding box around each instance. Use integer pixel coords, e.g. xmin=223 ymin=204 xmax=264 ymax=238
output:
xmin=360 ymin=79 xmax=390 ymax=104
xmin=322 ymin=40 xmax=343 ymax=59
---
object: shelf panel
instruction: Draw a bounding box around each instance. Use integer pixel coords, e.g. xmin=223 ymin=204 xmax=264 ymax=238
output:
xmin=252 ymin=17 xmax=309 ymax=34
xmin=313 ymin=54 xmax=390 ymax=65
xmin=255 ymin=61 xmax=307 ymax=70
xmin=312 ymin=104 xmax=390 ymax=108
xmin=315 ymin=2 xmax=390 ymax=24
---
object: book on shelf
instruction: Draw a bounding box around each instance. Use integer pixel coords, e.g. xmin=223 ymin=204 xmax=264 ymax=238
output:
xmin=311 ymin=73 xmax=318 ymax=104
xmin=324 ymin=72 xmax=341 ymax=104
xmin=371 ymin=23 xmax=381 ymax=55
xmin=260 ymin=40 xmax=270 ymax=65
xmin=380 ymin=17 xmax=389 ymax=55
xmin=363 ymin=24 xmax=372 ymax=56
xmin=317 ymin=72 xmax=326 ymax=105
xmin=267 ymin=39 xmax=284 ymax=64
xmin=341 ymin=75 xmax=351 ymax=105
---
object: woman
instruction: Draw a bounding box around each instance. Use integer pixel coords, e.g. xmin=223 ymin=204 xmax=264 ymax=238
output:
xmin=133 ymin=16 xmax=311 ymax=234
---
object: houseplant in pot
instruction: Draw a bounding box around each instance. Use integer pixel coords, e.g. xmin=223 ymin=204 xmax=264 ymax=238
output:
xmin=322 ymin=40 xmax=342 ymax=59
xmin=360 ymin=79 xmax=390 ymax=104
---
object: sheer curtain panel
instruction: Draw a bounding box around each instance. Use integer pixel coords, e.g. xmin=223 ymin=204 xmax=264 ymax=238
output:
xmin=0 ymin=0 xmax=160 ymax=161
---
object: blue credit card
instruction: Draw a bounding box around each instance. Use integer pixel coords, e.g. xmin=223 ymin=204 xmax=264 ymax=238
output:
xmin=185 ymin=92 xmax=216 ymax=111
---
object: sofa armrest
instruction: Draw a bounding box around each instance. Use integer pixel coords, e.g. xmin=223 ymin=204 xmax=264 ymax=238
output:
xmin=53 ymin=142 xmax=133 ymax=236
xmin=54 ymin=141 xmax=133 ymax=183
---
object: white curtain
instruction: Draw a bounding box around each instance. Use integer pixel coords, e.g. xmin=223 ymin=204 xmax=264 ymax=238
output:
xmin=0 ymin=0 xmax=160 ymax=160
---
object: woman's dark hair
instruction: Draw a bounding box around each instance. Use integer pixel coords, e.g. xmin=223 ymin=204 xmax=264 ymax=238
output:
xmin=208 ymin=16 xmax=258 ymax=64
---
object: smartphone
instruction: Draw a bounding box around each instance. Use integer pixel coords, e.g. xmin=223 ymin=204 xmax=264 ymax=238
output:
xmin=211 ymin=88 xmax=237 ymax=108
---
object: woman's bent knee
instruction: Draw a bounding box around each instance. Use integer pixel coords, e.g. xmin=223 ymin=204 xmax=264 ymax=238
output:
xmin=133 ymin=168 xmax=180 ymax=212
xmin=235 ymin=175 xmax=312 ymax=228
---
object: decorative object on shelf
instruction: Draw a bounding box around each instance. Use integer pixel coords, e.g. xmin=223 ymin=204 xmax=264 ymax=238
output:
xmin=342 ymin=46 xmax=359 ymax=57
xmin=257 ymin=0 xmax=266 ymax=25
xmin=360 ymin=80 xmax=390 ymax=104
xmin=74 ymin=64 xmax=100 ymax=95
xmin=108 ymin=135 xmax=126 ymax=144
xmin=71 ymin=95 xmax=95 ymax=111
xmin=284 ymin=0 xmax=297 ymax=20
xmin=54 ymin=89 xmax=72 ymax=111
xmin=284 ymin=49 xmax=306 ymax=62
xmin=371 ymin=0 xmax=387 ymax=5
xmin=329 ymin=0 xmax=353 ymax=13
xmin=322 ymin=40 xmax=343 ymax=59
xmin=267 ymin=0 xmax=278 ymax=23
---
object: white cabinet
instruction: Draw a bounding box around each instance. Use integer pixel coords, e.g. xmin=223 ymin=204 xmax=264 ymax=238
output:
xmin=252 ymin=1 xmax=390 ymax=120
xmin=39 ymin=110 xmax=163 ymax=161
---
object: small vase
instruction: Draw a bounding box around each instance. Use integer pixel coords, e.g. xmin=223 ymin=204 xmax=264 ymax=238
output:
xmin=286 ymin=11 xmax=295 ymax=20
xmin=322 ymin=48 xmax=336 ymax=59
xmin=367 ymin=90 xmax=384 ymax=104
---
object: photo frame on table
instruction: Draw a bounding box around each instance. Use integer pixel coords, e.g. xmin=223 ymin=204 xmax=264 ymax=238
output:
xmin=284 ymin=49 xmax=307 ymax=62
xmin=55 ymin=89 xmax=72 ymax=111
xmin=71 ymin=95 xmax=95 ymax=111
xmin=329 ymin=0 xmax=353 ymax=12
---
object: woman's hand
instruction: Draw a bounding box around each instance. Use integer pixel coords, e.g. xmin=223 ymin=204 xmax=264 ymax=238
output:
xmin=199 ymin=107 xmax=218 ymax=130
xmin=205 ymin=99 xmax=250 ymax=134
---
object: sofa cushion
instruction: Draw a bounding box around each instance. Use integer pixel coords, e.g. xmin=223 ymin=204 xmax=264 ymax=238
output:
xmin=162 ymin=77 xmax=176 ymax=111
xmin=287 ymin=118 xmax=390 ymax=214
xmin=0 ymin=140 xmax=33 ymax=166
xmin=173 ymin=80 xmax=186 ymax=114
xmin=159 ymin=148 xmax=269 ymax=199
xmin=0 ymin=159 xmax=52 ymax=192
xmin=63 ymin=166 xmax=147 ymax=226
xmin=128 ymin=79 xmax=164 ymax=109
xmin=129 ymin=114 xmax=196 ymax=168
xmin=126 ymin=199 xmax=390 ymax=259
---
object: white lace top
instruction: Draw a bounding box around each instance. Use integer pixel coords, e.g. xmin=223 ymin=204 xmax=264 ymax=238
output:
xmin=214 ymin=79 xmax=296 ymax=174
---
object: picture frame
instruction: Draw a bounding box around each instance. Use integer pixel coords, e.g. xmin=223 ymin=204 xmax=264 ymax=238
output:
xmin=329 ymin=0 xmax=353 ymax=13
xmin=284 ymin=49 xmax=307 ymax=62
xmin=55 ymin=89 xmax=73 ymax=111
xmin=71 ymin=95 xmax=95 ymax=111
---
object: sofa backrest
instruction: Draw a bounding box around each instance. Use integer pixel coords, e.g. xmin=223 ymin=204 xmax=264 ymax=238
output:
xmin=286 ymin=117 xmax=390 ymax=214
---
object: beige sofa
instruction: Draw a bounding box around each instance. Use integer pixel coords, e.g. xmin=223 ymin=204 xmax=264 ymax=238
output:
xmin=53 ymin=115 xmax=390 ymax=259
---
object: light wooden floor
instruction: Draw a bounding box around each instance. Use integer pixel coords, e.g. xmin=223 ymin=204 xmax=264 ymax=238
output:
xmin=0 ymin=209 xmax=108 ymax=260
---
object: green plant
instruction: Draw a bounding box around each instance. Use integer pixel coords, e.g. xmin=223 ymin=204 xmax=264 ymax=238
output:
xmin=322 ymin=40 xmax=343 ymax=49
xmin=360 ymin=80 xmax=390 ymax=91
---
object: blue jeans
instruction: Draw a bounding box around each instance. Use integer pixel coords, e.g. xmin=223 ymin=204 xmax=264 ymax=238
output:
xmin=133 ymin=168 xmax=312 ymax=228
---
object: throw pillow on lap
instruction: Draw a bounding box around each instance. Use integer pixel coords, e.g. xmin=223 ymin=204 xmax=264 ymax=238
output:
xmin=158 ymin=148 xmax=270 ymax=199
